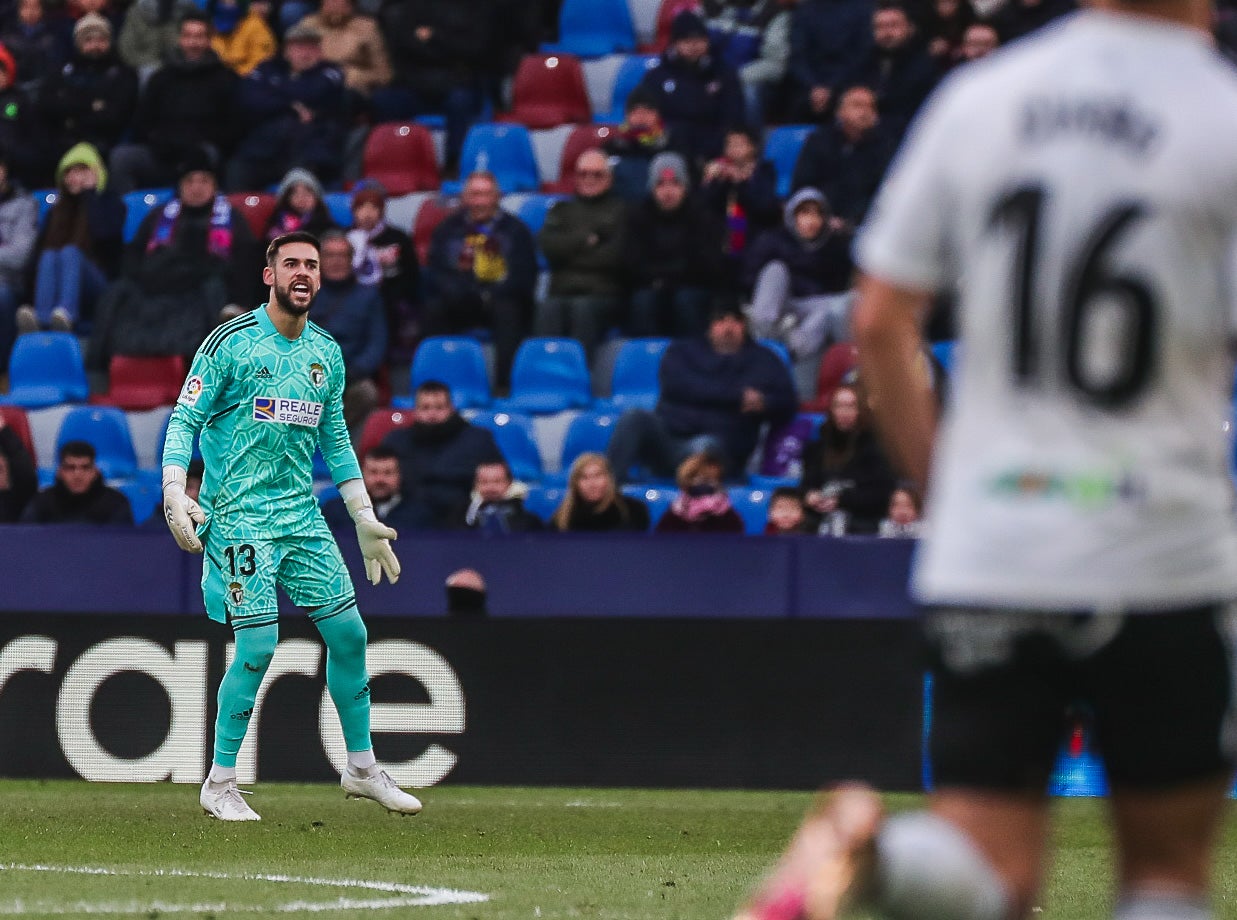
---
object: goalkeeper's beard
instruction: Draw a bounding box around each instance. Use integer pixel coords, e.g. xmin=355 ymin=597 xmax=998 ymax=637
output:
xmin=273 ymin=282 xmax=315 ymax=316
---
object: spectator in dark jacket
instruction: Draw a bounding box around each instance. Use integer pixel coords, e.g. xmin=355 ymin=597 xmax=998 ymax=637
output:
xmin=374 ymin=0 xmax=490 ymax=171
xmin=263 ymin=166 xmax=338 ymax=242
xmin=21 ymin=439 xmax=133 ymax=525
xmin=788 ymin=0 xmax=873 ymax=119
xmin=699 ymin=125 xmax=779 ymax=274
xmin=744 ymin=187 xmax=853 ymax=359
xmin=381 ymin=380 xmax=504 ymax=529
xmin=310 ymin=230 xmax=386 ymax=439
xmin=109 ymin=12 xmax=240 ymax=193
xmin=655 ymin=450 xmax=744 ymax=533
xmin=40 ymin=13 xmax=137 ymax=161
xmin=423 ymin=170 xmax=538 ymax=390
xmin=226 ymin=22 xmax=351 ymax=191
xmin=624 ymin=151 xmax=725 ymax=338
xmin=602 ymin=87 xmax=673 ymax=204
xmin=0 ymin=409 xmax=37 ymax=522
xmin=116 ymin=0 xmax=198 ymax=75
xmin=607 ymin=302 xmax=797 ymax=481
xmin=791 ymin=84 xmax=893 ymax=228
xmin=537 ymin=148 xmax=628 ymax=360
xmin=0 ymin=43 xmax=51 ymax=188
xmin=843 ymin=2 xmax=939 ymax=143
xmin=636 ymin=10 xmax=746 ymax=170
xmin=453 ymin=458 xmax=543 ymax=534
xmin=321 ymin=445 xmax=425 ymax=533
xmin=29 ymin=142 xmax=124 ymax=334
xmin=346 ymin=183 xmax=420 ymax=366
xmin=0 ymin=149 xmax=36 ymax=363
xmin=701 ymin=0 xmax=791 ymax=125
xmin=2 ymin=0 xmax=70 ymax=97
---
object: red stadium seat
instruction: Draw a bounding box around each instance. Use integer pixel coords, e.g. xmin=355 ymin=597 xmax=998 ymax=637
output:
xmin=543 ymin=123 xmax=616 ymax=193
xmin=412 ymin=196 xmax=451 ymax=265
xmin=642 ymin=0 xmax=701 ymax=52
xmin=0 ymin=404 xmax=36 ymax=464
xmin=501 ymin=53 xmax=592 ymax=130
xmin=97 ymin=355 xmax=187 ymax=412
xmin=362 ymin=122 xmax=441 ymax=195
xmin=226 ymin=192 xmax=277 ymax=238
xmin=358 ymin=407 xmax=417 ymax=459
xmin=802 ymin=342 xmax=859 ymax=413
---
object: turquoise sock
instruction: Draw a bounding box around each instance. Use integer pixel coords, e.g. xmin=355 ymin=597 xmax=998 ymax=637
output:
xmin=312 ymin=599 xmax=371 ymax=753
xmin=213 ymin=621 xmax=278 ymax=767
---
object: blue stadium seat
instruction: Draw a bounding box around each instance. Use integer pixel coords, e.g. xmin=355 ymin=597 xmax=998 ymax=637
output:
xmin=931 ymin=339 xmax=958 ymax=374
xmin=0 ymin=332 xmax=89 ymax=408
xmin=116 ymin=476 xmax=160 ymax=524
xmin=322 ymin=191 xmax=354 ymax=228
xmin=56 ymin=406 xmax=139 ymax=479
xmin=317 ymin=482 xmax=341 ymax=506
xmin=763 ymin=125 xmax=814 ymax=199
xmin=728 ymin=486 xmax=773 ymax=536
xmin=514 ymin=193 xmax=566 ymax=236
xmin=523 ymin=484 xmax=566 ymax=523
xmin=622 ymin=484 xmax=676 ymax=527
xmin=442 ymin=124 xmax=540 ymax=194
xmin=32 ymin=189 xmax=57 ymax=227
xmin=494 ymin=337 xmax=592 ymax=414
xmin=560 ymin=411 xmax=619 ymax=470
xmin=543 ymin=0 xmax=637 ymax=57
xmin=759 ymin=338 xmax=792 ymax=367
xmin=597 ymin=54 xmax=660 ymax=123
xmin=123 ymin=188 xmax=175 ymax=242
xmin=596 ymin=337 xmax=669 ymax=411
xmin=394 ymin=336 xmax=492 ymax=410
xmin=469 ymin=411 xmax=543 ymax=482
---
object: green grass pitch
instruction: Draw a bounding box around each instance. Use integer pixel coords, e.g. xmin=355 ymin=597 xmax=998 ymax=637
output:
xmin=2 ymin=781 xmax=1236 ymax=919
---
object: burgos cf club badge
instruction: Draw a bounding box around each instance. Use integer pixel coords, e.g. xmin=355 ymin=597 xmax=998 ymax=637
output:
xmin=228 ymin=582 xmax=245 ymax=606
xmin=309 ymin=363 xmax=326 ymax=387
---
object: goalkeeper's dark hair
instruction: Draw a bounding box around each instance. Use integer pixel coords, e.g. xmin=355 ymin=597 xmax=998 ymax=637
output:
xmin=59 ymin=439 xmax=95 ymax=463
xmin=266 ymin=230 xmax=320 ymax=267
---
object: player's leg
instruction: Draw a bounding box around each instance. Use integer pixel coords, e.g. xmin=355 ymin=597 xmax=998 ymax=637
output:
xmin=283 ymin=526 xmax=422 ymax=814
xmin=1092 ymin=606 xmax=1237 ymax=920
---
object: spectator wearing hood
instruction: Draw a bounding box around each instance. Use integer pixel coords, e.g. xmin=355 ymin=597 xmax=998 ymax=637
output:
xmin=0 ymin=147 xmax=37 ymax=361
xmin=26 ymin=142 xmax=124 ymax=334
xmin=109 ymin=11 xmax=240 ymax=194
xmin=116 ymin=0 xmax=198 ymax=75
xmin=635 ymin=10 xmax=746 ymax=170
xmin=602 ymin=87 xmax=673 ymax=203
xmin=0 ymin=41 xmax=50 ymax=188
xmin=381 ymin=379 xmax=503 ymax=529
xmin=208 ymin=0 xmax=276 ymax=76
xmin=623 ymin=151 xmax=725 ymax=338
xmin=743 ymin=187 xmax=853 ymax=360
xmin=346 ymin=183 xmax=419 ymax=366
xmin=264 ymin=166 xmax=337 ymax=241
xmin=294 ymin=0 xmax=391 ymax=97
xmin=452 ymin=459 xmax=543 ymax=534
xmin=1 ymin=0 xmax=70 ymax=97
xmin=40 ymin=13 xmax=138 ymax=161
xmin=226 ymin=21 xmax=351 ymax=191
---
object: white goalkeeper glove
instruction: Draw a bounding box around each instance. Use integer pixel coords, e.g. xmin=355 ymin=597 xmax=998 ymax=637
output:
xmin=162 ymin=465 xmax=205 ymax=553
xmin=340 ymin=478 xmax=400 ymax=585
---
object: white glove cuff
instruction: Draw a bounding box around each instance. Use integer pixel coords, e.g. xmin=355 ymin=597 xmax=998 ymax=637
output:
xmin=162 ymin=465 xmax=187 ymax=492
xmin=339 ymin=478 xmax=373 ymax=522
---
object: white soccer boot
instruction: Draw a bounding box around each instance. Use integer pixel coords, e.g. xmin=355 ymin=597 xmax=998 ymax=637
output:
xmin=341 ymin=767 xmax=423 ymax=815
xmin=200 ymin=779 xmax=261 ymax=821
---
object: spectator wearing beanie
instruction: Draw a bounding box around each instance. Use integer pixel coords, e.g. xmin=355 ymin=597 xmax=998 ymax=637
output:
xmin=346 ymin=184 xmax=420 ymax=367
xmin=264 ymin=166 xmax=337 ymax=241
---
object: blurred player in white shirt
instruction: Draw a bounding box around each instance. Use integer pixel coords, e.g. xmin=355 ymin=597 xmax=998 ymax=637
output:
xmin=733 ymin=0 xmax=1237 ymax=915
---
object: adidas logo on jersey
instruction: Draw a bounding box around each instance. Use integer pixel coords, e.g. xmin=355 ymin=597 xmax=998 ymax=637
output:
xmin=255 ymin=366 xmax=273 ymax=379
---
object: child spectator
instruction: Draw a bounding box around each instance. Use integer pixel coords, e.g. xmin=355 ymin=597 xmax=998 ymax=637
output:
xmin=656 ymin=451 xmax=745 ymax=534
xmin=879 ymin=483 xmax=923 ymax=538
xmin=764 ymin=486 xmax=810 ymax=535
xmin=550 ymin=452 xmax=650 ymax=532
xmin=264 ymin=167 xmax=338 ymax=241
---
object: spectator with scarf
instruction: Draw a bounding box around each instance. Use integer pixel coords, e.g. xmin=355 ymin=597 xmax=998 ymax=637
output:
xmin=654 ymin=451 xmax=744 ymax=534
xmin=346 ymin=183 xmax=419 ymax=367
xmin=602 ymin=88 xmax=673 ymax=203
xmin=700 ymin=125 xmax=779 ymax=280
xmin=263 ymin=167 xmax=337 ymax=241
xmin=208 ymin=0 xmax=276 ymax=76
xmin=452 ymin=459 xmax=543 ymax=534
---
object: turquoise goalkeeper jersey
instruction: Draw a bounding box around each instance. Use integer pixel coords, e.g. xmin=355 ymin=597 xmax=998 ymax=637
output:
xmin=162 ymin=305 xmax=362 ymax=540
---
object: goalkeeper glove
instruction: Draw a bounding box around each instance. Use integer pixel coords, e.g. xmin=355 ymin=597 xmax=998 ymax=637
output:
xmin=162 ymin=465 xmax=205 ymax=553
xmin=340 ymin=478 xmax=400 ymax=585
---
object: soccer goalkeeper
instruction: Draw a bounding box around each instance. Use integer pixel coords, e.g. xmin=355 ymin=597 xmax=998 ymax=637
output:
xmin=162 ymin=230 xmax=422 ymax=822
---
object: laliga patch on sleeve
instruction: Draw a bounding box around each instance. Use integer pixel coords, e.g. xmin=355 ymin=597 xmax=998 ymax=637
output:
xmin=178 ymin=375 xmax=205 ymax=407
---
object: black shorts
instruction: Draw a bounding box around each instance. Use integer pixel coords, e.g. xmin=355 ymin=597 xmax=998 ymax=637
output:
xmin=924 ymin=604 xmax=1237 ymax=792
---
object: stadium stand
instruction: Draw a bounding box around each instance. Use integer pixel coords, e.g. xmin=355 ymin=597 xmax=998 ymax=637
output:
xmin=494 ymin=337 xmax=593 ymax=414
xmin=763 ymin=125 xmax=816 ymax=199
xmin=55 ymin=406 xmax=139 ymax=480
xmin=361 ymin=122 xmax=442 ymax=196
xmin=122 ymin=189 xmax=176 ymax=243
xmin=396 ymin=336 xmax=492 ymax=410
xmin=543 ymin=124 xmax=616 ymax=193
xmin=468 ymin=410 xmax=544 ymax=482
xmin=444 ymin=124 xmax=541 ymax=195
xmin=596 ymin=337 xmax=669 ymax=411
xmin=504 ymin=53 xmax=592 ymax=129
xmin=226 ymin=192 xmax=279 ymax=238
xmin=1 ymin=333 xmax=90 ymax=408
xmin=596 ymin=54 xmax=659 ymax=123
xmin=543 ymin=0 xmax=639 ymax=57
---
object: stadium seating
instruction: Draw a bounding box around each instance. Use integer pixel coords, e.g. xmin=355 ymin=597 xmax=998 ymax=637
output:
xmin=728 ymin=487 xmax=773 ymax=535
xmin=469 ymin=410 xmax=543 ymax=481
xmin=494 ymin=337 xmax=592 ymax=414
xmin=56 ymin=406 xmax=139 ymax=479
xmin=361 ymin=122 xmax=441 ymax=195
xmin=596 ymin=337 xmax=669 ymax=411
xmin=596 ymin=54 xmax=659 ymax=123
xmin=323 ymin=192 xmax=354 ymax=228
xmin=226 ymin=192 xmax=277 ymax=238
xmin=763 ymin=125 xmax=815 ymax=199
xmin=803 ymin=342 xmax=859 ymax=412
xmin=543 ymin=0 xmax=638 ymax=57
xmin=0 ymin=332 xmax=89 ymax=408
xmin=622 ymin=483 xmax=675 ymax=526
xmin=0 ymin=404 xmax=36 ymax=464
xmin=116 ymin=476 xmax=159 ymax=525
xmin=357 ymin=407 xmax=416 ymax=459
xmin=557 ymin=410 xmax=619 ymax=473
xmin=33 ymin=189 xmax=57 ymax=227
xmin=523 ymin=484 xmax=566 ymax=523
xmin=504 ymin=53 xmax=592 ymax=129
xmin=643 ymin=0 xmax=700 ymax=52
xmin=96 ymin=355 xmax=186 ymax=412
xmin=412 ymin=196 xmax=452 ymax=264
xmin=395 ymin=336 xmax=492 ymax=410
xmin=932 ymin=339 xmax=958 ymax=374
xmin=123 ymin=188 xmax=175 ymax=242
xmin=759 ymin=338 xmax=792 ymax=367
xmin=544 ymin=124 xmax=616 ymax=192
xmin=444 ymin=124 xmax=540 ymax=194
xmin=317 ymin=482 xmax=341 ymax=506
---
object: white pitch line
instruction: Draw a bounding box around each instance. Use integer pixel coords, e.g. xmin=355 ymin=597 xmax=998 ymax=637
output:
xmin=0 ymin=865 xmax=489 ymax=915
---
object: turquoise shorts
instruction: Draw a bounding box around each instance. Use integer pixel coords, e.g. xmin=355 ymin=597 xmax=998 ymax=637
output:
xmin=201 ymin=516 xmax=355 ymax=626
